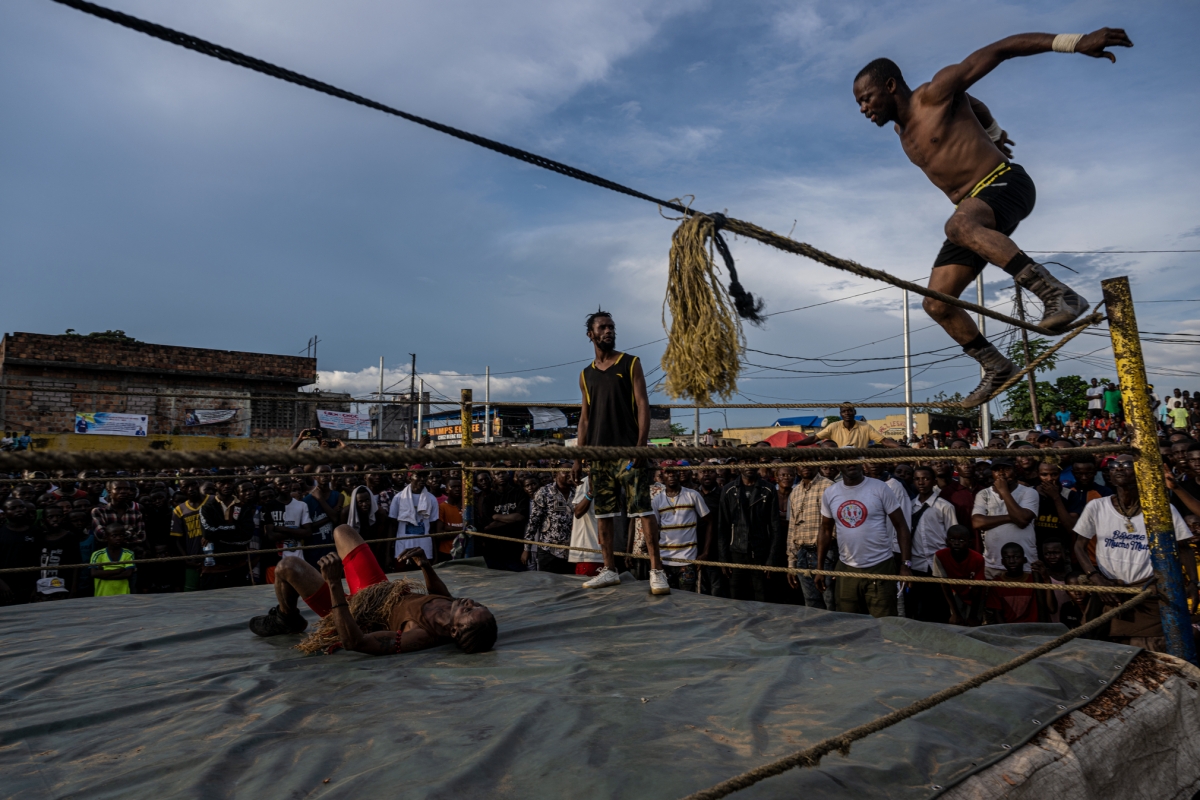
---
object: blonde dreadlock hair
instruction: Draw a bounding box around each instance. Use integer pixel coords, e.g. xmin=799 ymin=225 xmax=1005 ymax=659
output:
xmin=296 ymin=578 xmax=422 ymax=655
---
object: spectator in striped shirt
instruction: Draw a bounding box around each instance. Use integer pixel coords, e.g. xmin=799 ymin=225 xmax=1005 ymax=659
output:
xmin=91 ymin=480 xmax=145 ymax=545
xmin=651 ymin=463 xmax=710 ymax=592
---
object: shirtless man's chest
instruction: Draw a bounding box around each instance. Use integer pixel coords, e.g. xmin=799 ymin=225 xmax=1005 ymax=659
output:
xmin=898 ymin=89 xmax=1006 ymax=204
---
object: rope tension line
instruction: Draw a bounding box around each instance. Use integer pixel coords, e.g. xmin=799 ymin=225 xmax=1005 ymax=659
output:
xmin=679 ymin=589 xmax=1153 ymax=800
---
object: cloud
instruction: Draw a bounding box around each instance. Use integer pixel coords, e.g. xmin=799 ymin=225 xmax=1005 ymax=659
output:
xmin=316 ymin=367 xmax=554 ymax=399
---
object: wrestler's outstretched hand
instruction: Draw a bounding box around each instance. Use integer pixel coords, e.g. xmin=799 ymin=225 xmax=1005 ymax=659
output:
xmin=397 ymin=547 xmax=429 ymax=568
xmin=318 ymin=553 xmax=344 ymax=584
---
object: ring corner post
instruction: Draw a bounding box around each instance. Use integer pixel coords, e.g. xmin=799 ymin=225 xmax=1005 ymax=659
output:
xmin=460 ymin=389 xmax=475 ymax=536
xmin=1102 ymin=276 xmax=1198 ymax=665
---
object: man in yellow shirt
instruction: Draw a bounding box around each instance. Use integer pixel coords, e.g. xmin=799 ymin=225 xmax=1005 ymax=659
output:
xmin=795 ymin=404 xmax=899 ymax=449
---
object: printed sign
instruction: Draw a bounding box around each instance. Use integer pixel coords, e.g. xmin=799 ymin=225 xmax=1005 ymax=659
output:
xmin=183 ymin=409 xmax=239 ymax=426
xmin=74 ymin=412 xmax=148 ymax=437
xmin=317 ymin=409 xmax=372 ymax=433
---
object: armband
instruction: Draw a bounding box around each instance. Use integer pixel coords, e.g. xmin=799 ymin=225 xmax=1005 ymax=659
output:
xmin=1052 ymin=33 xmax=1084 ymax=53
xmin=984 ymin=120 xmax=1003 ymax=143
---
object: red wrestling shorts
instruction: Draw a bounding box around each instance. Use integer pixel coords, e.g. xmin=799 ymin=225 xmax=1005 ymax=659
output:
xmin=302 ymin=542 xmax=389 ymax=617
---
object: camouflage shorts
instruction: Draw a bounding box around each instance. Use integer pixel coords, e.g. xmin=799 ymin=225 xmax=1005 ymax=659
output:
xmin=589 ymin=459 xmax=653 ymax=519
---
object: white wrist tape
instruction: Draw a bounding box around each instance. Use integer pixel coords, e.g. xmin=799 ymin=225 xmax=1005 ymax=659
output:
xmin=984 ymin=120 xmax=1003 ymax=142
xmin=1052 ymin=33 xmax=1084 ymax=53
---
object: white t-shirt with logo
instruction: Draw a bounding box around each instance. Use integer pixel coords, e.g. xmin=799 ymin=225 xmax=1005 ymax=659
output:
xmin=652 ymin=486 xmax=710 ymax=565
xmin=820 ymin=477 xmax=900 ymax=569
xmin=972 ymin=483 xmax=1040 ymax=572
xmin=280 ymin=497 xmax=312 ymax=559
xmin=1073 ymin=496 xmax=1193 ymax=584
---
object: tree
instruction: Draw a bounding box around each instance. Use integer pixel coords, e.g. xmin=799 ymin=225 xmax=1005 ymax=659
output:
xmin=1001 ymin=336 xmax=1098 ymax=426
xmin=63 ymin=329 xmax=140 ymax=343
xmin=668 ymin=422 xmax=689 ymax=436
xmin=913 ymin=390 xmax=973 ymax=419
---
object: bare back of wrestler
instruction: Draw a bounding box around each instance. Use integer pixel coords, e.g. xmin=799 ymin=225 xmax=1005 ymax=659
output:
xmin=851 ymin=28 xmax=1132 ymax=407
xmin=249 ymin=524 xmax=497 ymax=655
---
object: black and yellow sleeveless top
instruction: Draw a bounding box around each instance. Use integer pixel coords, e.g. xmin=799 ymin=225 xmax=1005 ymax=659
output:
xmin=581 ymin=354 xmax=640 ymax=447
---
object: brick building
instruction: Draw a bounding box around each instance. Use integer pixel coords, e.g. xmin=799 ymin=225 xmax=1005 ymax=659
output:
xmin=0 ymin=332 xmax=349 ymax=448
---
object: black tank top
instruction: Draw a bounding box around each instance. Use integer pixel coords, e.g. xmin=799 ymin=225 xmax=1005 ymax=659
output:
xmin=581 ymin=354 xmax=640 ymax=447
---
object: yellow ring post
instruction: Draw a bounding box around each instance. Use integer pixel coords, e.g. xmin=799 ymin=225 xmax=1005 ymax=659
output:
xmin=1102 ymin=276 xmax=1197 ymax=664
xmin=460 ymin=389 xmax=475 ymax=540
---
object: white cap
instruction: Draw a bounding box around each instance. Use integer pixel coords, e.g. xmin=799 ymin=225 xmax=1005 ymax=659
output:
xmin=36 ymin=576 xmax=68 ymax=595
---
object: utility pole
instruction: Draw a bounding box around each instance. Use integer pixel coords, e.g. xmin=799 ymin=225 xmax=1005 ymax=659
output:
xmin=377 ymin=356 xmax=384 ymax=442
xmin=485 ymin=366 xmax=491 ymax=444
xmin=1012 ymin=286 xmax=1041 ymax=428
xmin=409 ymin=353 xmax=416 ymax=446
xmin=902 ymin=289 xmax=913 ymax=442
xmin=694 ymin=405 xmax=700 ymax=446
xmin=417 ymin=378 xmax=424 ymax=447
xmin=976 ymin=276 xmax=991 ymax=444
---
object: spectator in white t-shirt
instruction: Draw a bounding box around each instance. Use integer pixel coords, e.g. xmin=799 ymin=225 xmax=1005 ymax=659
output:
xmin=1086 ymin=379 xmax=1105 ymax=420
xmin=1074 ymin=453 xmax=1199 ymax=652
xmin=569 ymin=476 xmax=603 ymax=578
xmin=971 ymin=456 xmax=1039 ymax=578
xmin=816 ymin=462 xmax=912 ymax=618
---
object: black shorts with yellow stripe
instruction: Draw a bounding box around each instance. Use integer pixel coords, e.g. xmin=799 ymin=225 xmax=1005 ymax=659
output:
xmin=933 ymin=162 xmax=1036 ymax=277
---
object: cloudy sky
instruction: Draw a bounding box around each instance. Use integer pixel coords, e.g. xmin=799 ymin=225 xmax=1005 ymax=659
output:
xmin=2 ymin=0 xmax=1197 ymax=428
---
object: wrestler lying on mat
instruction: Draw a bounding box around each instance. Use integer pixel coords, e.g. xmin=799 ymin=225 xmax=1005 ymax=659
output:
xmin=249 ymin=524 xmax=497 ymax=655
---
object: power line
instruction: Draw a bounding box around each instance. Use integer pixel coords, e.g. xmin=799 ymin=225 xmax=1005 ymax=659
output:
xmin=1026 ymin=250 xmax=1200 ymax=254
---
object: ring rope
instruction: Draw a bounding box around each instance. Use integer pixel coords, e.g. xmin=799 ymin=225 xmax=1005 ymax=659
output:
xmin=983 ymin=301 xmax=1105 ymax=403
xmin=0 ymin=444 xmax=1135 ymax=474
xmin=678 ymin=588 xmax=1153 ymax=800
xmin=6 ymin=527 xmax=1144 ymax=594
xmin=0 ymin=447 xmax=1113 ymax=482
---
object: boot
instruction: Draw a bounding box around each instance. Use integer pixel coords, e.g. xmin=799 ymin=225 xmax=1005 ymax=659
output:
xmin=961 ymin=341 xmax=1015 ymax=408
xmin=1014 ymin=262 xmax=1088 ymax=333
xmin=248 ymin=605 xmax=307 ymax=637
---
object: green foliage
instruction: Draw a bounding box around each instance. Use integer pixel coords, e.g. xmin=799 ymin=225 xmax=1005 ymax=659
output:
xmin=1000 ymin=333 xmax=1113 ymax=426
xmin=668 ymin=422 xmax=690 ymax=436
xmin=1005 ymin=336 xmax=1058 ymax=374
xmin=63 ymin=329 xmax=141 ymax=343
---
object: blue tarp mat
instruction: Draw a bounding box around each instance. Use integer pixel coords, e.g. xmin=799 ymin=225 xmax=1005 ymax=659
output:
xmin=0 ymin=563 xmax=1137 ymax=799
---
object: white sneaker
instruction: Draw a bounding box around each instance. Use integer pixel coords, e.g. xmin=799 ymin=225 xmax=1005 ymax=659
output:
xmin=582 ymin=567 xmax=621 ymax=589
xmin=649 ymin=569 xmax=671 ymax=596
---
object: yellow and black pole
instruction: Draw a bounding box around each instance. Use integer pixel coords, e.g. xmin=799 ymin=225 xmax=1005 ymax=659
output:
xmin=460 ymin=389 xmax=475 ymax=537
xmin=1102 ymin=276 xmax=1197 ymax=664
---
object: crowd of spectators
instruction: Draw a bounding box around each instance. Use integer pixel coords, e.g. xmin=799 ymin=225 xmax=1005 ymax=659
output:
xmin=2 ymin=387 xmax=1199 ymax=654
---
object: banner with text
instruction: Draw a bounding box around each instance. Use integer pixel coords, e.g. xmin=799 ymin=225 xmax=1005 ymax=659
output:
xmin=183 ymin=409 xmax=239 ymax=427
xmin=74 ymin=413 xmax=148 ymax=437
xmin=317 ymin=409 xmax=372 ymax=433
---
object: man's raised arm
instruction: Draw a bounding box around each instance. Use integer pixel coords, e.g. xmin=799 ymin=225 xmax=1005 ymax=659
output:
xmin=925 ymin=28 xmax=1133 ymax=103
